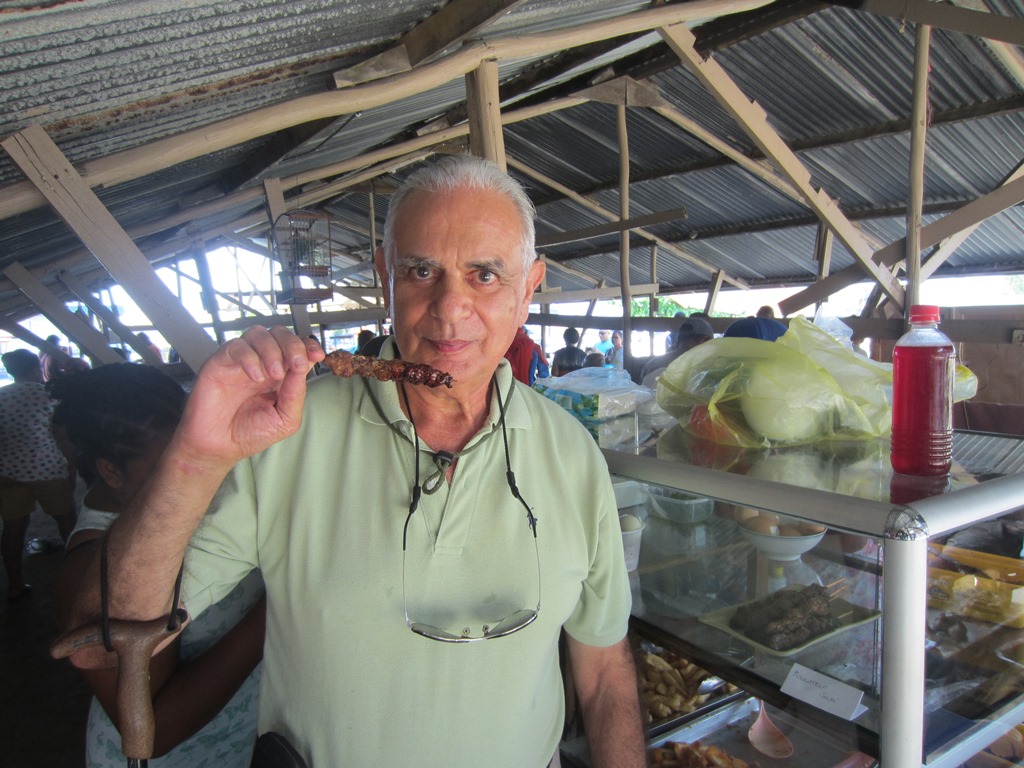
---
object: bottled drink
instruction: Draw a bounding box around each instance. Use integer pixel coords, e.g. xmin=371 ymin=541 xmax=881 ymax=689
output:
xmin=890 ymin=305 xmax=954 ymax=476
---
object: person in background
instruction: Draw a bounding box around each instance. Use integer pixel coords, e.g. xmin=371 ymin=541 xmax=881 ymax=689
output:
xmin=606 ymin=330 xmax=624 ymax=369
xmin=755 ymin=305 xmax=776 ymax=319
xmin=584 ymin=351 xmax=607 ymax=368
xmin=65 ymin=154 xmax=645 ymax=768
xmin=640 ymin=316 xmax=714 ymax=386
xmin=593 ymin=330 xmax=614 ymax=357
xmin=664 ymin=311 xmax=687 ymax=350
xmin=40 ymin=334 xmax=70 ymax=382
xmin=137 ymin=332 xmax=163 ymax=363
xmin=552 ymin=327 xmax=587 ymax=377
xmin=529 ymin=337 xmax=549 ymax=385
xmin=356 ymin=329 xmax=376 ymax=352
xmin=0 ymin=349 xmax=75 ymax=602
xmin=723 ymin=314 xmax=788 ymax=342
xmin=505 ymin=325 xmax=549 ymax=385
xmin=51 ymin=364 xmax=263 ymax=768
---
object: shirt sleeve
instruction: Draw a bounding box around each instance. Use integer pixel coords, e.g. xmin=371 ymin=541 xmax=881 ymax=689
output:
xmin=181 ymin=457 xmax=260 ymax=618
xmin=561 ymin=448 xmax=632 ymax=647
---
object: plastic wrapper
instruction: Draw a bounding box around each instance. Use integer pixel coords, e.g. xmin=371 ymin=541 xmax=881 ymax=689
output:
xmin=533 ymin=367 xmax=651 ymax=422
xmin=657 ymin=336 xmax=878 ymax=448
xmin=656 ymin=317 xmax=979 ymax=448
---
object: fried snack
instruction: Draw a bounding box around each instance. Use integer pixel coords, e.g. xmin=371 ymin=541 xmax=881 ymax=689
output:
xmin=321 ymin=350 xmax=453 ymax=388
xmin=636 ymin=647 xmax=738 ymax=726
xmin=649 ymin=740 xmax=752 ymax=768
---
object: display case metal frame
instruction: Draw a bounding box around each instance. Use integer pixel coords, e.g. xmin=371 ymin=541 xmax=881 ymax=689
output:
xmin=603 ymin=443 xmax=1024 ymax=768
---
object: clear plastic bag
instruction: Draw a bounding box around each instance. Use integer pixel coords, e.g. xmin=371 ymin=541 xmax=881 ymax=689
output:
xmin=656 ymin=317 xmax=977 ymax=448
xmin=533 ymin=367 xmax=652 ymax=422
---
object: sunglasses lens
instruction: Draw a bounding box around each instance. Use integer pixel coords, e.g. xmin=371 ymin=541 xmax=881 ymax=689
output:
xmin=409 ymin=608 xmax=539 ymax=643
xmin=485 ymin=609 xmax=538 ymax=638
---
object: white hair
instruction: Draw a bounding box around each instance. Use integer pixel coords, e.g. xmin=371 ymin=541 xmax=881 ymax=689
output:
xmin=381 ymin=154 xmax=537 ymax=279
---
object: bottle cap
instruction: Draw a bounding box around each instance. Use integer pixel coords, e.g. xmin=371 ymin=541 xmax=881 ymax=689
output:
xmin=908 ymin=305 xmax=940 ymax=323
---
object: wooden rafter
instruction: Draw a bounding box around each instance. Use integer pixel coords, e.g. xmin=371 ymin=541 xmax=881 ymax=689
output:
xmin=659 ymin=22 xmax=906 ymax=310
xmin=0 ymin=0 xmax=771 ymax=221
xmin=1 ymin=125 xmax=218 ymax=369
xmin=508 ymin=158 xmax=748 ymax=290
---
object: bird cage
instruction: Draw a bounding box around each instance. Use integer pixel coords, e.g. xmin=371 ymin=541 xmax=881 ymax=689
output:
xmin=272 ymin=209 xmax=334 ymax=305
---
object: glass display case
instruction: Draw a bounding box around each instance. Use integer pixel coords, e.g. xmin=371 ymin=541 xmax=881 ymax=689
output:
xmin=602 ymin=425 xmax=1024 ymax=768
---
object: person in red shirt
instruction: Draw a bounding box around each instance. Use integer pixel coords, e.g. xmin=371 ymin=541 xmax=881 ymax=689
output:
xmin=503 ymin=326 xmax=548 ymax=384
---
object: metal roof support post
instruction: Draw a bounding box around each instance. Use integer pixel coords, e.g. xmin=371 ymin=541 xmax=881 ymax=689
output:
xmin=617 ymin=102 xmax=633 ymax=371
xmin=906 ymin=23 xmax=931 ymax=311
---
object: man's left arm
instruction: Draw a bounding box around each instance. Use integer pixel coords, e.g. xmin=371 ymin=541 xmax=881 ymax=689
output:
xmin=567 ymin=634 xmax=646 ymax=768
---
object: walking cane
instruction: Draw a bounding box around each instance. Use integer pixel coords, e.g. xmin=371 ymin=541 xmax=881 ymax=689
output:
xmin=51 ymin=540 xmax=188 ymax=768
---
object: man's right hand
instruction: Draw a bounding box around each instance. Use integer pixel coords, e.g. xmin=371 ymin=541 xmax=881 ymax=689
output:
xmin=172 ymin=326 xmax=324 ymax=473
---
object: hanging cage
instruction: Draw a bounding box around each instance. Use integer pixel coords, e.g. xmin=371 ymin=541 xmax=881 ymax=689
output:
xmin=272 ymin=209 xmax=335 ymax=305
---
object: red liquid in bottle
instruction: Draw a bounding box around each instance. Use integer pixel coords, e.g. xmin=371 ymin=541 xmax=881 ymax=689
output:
xmin=891 ymin=343 xmax=954 ymax=476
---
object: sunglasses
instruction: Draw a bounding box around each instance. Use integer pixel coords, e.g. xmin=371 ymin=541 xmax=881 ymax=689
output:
xmin=399 ymin=377 xmax=541 ymax=643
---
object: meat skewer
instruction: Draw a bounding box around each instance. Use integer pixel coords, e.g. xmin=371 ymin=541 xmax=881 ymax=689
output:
xmin=322 ymin=349 xmax=453 ymax=388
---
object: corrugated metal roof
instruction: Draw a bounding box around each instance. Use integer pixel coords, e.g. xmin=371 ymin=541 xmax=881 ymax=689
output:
xmin=3 ymin=0 xmax=1024 ymax=325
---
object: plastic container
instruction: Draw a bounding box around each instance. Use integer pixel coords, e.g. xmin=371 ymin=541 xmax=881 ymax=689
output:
xmin=890 ymin=305 xmax=955 ymax=476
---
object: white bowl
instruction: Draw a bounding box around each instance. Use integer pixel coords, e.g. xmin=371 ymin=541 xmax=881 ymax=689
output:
xmin=738 ymin=518 xmax=825 ymax=561
xmin=646 ymin=486 xmax=714 ymax=524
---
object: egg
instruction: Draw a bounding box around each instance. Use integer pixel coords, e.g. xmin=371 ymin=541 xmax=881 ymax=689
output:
xmin=734 ymin=506 xmax=761 ymax=523
xmin=778 ymin=524 xmax=804 ymax=537
xmin=742 ymin=516 xmax=779 ymax=536
xmin=619 ymin=514 xmax=643 ymax=532
xmin=798 ymin=522 xmax=826 ymax=535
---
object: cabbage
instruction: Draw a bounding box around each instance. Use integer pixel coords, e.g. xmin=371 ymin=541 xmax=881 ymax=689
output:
xmin=740 ymin=355 xmax=830 ymax=441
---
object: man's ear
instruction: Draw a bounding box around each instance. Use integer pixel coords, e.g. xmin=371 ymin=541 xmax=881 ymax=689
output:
xmin=518 ymin=257 xmax=545 ymax=323
xmin=94 ymin=457 xmax=125 ymax=489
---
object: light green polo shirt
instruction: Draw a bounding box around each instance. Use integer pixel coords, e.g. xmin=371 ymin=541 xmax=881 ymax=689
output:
xmin=183 ymin=346 xmax=630 ymax=767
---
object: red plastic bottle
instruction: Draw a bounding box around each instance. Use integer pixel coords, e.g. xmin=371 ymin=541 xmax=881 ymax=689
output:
xmin=890 ymin=305 xmax=954 ymax=476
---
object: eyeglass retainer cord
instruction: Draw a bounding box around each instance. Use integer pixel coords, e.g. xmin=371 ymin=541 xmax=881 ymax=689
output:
xmin=395 ymin=374 xmax=537 ymax=550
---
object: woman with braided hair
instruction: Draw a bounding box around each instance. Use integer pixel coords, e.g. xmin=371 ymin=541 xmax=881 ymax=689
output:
xmin=51 ymin=364 xmax=264 ymax=768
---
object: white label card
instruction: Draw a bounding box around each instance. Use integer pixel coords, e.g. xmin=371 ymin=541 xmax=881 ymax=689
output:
xmin=781 ymin=663 xmax=868 ymax=720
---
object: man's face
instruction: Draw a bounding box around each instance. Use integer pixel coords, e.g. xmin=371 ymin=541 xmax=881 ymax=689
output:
xmin=599 ymin=331 xmax=609 ymax=342
xmin=375 ymin=187 xmax=544 ymax=396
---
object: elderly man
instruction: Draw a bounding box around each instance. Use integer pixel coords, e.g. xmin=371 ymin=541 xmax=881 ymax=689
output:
xmin=68 ymin=155 xmax=645 ymax=767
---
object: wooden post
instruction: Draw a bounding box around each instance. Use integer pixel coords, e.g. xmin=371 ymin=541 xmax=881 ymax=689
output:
xmin=465 ymin=59 xmax=506 ymax=170
xmin=906 ymin=23 xmax=932 ymax=311
xmin=193 ymin=244 xmax=226 ymax=345
xmin=3 ymin=263 xmax=123 ymax=366
xmin=617 ymin=103 xmax=633 ymax=371
xmin=56 ymin=271 xmax=163 ymax=365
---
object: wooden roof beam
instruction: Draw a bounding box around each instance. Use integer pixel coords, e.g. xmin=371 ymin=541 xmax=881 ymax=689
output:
xmin=1 ymin=125 xmax=219 ymax=369
xmin=508 ymin=157 xmax=748 ymax=290
xmin=779 ymin=165 xmax=1024 ymax=315
xmin=660 ymin=22 xmax=905 ymax=309
xmin=827 ymin=0 xmax=1024 ymax=45
xmin=0 ymin=0 xmax=771 ymax=221
xmin=333 ymin=0 xmax=527 ymax=87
